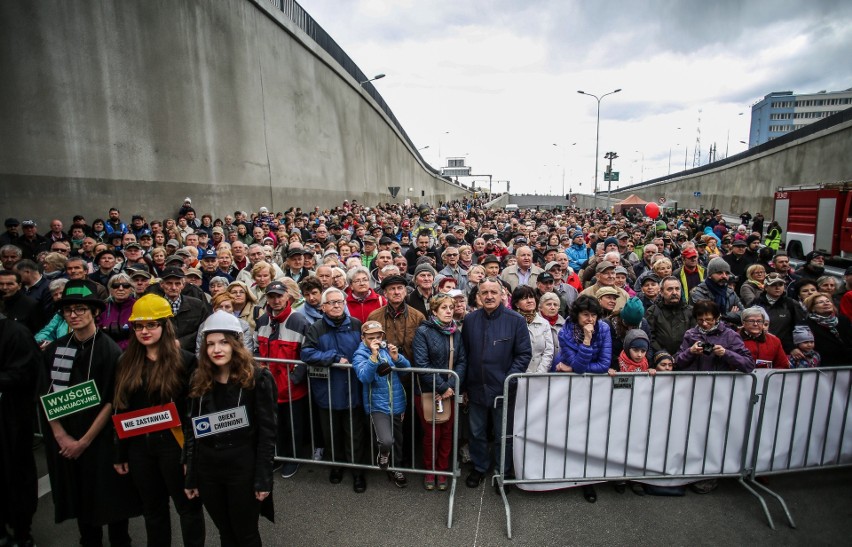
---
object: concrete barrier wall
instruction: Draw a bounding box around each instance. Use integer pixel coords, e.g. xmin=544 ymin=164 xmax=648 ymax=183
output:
xmin=0 ymin=0 xmax=467 ymax=226
xmin=608 ymin=119 xmax=852 ymax=218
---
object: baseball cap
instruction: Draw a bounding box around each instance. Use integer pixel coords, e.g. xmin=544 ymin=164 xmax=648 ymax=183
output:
xmin=682 ymin=247 xmax=698 ymax=258
xmin=361 ymin=321 xmax=385 ymax=335
xmin=595 ymin=286 xmax=620 ymax=299
xmin=537 ymin=272 xmax=555 ymax=284
xmin=202 ymin=249 xmax=218 ymax=260
xmin=166 ymin=239 xmax=180 ymax=248
xmin=266 ymin=281 xmax=287 ymax=295
xmin=21 ymin=220 xmax=37 ymax=227
xmin=185 ymin=268 xmax=203 ymax=279
xmin=765 ymin=273 xmax=786 ymax=286
xmin=595 ymin=260 xmax=616 ymax=273
xmin=160 ymin=267 xmax=186 ymax=279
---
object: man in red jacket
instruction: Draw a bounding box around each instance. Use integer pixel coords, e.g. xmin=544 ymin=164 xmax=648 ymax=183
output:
xmin=255 ymin=279 xmax=312 ymax=478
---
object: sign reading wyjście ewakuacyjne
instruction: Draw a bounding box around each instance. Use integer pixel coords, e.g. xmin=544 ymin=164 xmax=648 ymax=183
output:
xmin=40 ymin=379 xmax=101 ymax=421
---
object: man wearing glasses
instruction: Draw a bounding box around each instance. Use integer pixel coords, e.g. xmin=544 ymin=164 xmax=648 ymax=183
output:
xmin=301 ymin=288 xmax=368 ymax=493
xmin=436 ymin=246 xmax=469 ymax=292
xmin=40 ymin=279 xmax=140 ymax=545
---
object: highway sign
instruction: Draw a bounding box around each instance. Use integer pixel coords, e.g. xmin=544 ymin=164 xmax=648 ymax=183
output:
xmin=570 ymin=195 xmax=578 ymax=204
xmin=659 ymin=197 xmax=667 ymax=204
xmin=603 ymin=171 xmax=620 ymax=182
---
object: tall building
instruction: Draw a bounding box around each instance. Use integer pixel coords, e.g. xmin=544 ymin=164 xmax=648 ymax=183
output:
xmin=748 ymin=88 xmax=852 ymax=147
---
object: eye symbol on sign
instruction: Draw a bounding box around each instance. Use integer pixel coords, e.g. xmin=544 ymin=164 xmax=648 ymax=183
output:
xmin=195 ymin=419 xmax=210 ymax=432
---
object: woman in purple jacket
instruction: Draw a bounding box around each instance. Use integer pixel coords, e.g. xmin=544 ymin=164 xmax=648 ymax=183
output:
xmin=97 ymin=273 xmax=137 ymax=350
xmin=675 ymin=301 xmax=754 ymax=372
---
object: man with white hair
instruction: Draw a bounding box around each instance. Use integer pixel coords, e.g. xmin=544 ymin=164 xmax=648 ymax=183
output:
xmin=500 ymin=246 xmax=542 ymax=291
xmin=301 ymin=287 xmax=368 ymax=493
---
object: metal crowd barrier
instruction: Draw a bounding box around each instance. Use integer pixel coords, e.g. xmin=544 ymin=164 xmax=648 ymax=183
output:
xmin=494 ymin=371 xmax=765 ymax=538
xmin=746 ymin=366 xmax=852 ymax=528
xmin=255 ymin=358 xmax=461 ymax=528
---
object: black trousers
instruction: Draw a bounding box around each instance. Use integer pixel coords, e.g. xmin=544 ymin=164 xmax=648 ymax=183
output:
xmin=277 ymin=398 xmax=306 ymax=459
xmin=77 ymin=519 xmax=130 ymax=547
xmin=317 ymin=406 xmax=367 ymax=474
xmin=197 ymin=445 xmax=261 ymax=547
xmin=126 ymin=432 xmax=205 ymax=547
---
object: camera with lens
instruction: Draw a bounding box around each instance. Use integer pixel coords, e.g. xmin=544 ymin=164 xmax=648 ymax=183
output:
xmin=379 ymin=341 xmax=387 ymax=349
xmin=102 ymin=322 xmax=131 ymax=341
xmin=699 ymin=342 xmax=714 ymax=355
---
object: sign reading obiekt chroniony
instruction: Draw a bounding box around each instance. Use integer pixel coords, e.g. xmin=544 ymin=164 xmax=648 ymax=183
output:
xmin=40 ymin=379 xmax=101 ymax=421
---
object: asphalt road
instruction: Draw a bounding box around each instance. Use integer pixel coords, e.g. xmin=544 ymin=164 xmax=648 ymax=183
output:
xmin=29 ymin=442 xmax=851 ymax=546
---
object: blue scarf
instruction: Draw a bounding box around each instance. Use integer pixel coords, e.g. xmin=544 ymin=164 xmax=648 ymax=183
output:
xmin=705 ymin=280 xmax=729 ymax=312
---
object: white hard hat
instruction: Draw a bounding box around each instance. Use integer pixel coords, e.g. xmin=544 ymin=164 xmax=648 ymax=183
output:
xmin=202 ymin=310 xmax=242 ymax=336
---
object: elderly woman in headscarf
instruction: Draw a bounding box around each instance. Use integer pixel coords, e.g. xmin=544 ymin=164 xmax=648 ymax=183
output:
xmin=804 ymin=292 xmax=852 ymax=366
xmin=227 ymin=280 xmax=259 ymax=332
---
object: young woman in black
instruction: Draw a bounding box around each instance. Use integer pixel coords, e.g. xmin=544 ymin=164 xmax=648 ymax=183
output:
xmin=184 ymin=311 xmax=277 ymax=547
xmin=112 ymin=294 xmax=205 ymax=546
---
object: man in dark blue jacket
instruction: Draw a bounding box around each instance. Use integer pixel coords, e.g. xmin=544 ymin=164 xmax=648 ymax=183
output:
xmin=300 ymin=287 xmax=368 ymax=493
xmin=461 ymin=277 xmax=531 ymax=488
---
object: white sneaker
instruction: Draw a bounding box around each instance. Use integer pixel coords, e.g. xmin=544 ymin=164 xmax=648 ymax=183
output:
xmin=313 ymin=448 xmax=324 ymax=461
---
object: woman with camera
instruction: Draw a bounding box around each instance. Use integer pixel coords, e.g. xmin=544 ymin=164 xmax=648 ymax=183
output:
xmin=98 ymin=273 xmax=137 ymax=350
xmin=112 ymin=294 xmax=205 ymax=546
xmin=675 ymin=300 xmax=754 ymax=372
xmin=183 ymin=311 xmax=277 ymax=547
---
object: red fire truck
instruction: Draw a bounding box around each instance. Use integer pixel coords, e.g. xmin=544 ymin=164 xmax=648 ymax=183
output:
xmin=772 ymin=183 xmax=852 ymax=261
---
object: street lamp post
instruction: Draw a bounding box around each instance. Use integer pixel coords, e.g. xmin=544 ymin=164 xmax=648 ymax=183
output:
xmin=578 ymin=89 xmax=621 ymax=210
xmin=359 ymin=73 xmax=386 ymax=85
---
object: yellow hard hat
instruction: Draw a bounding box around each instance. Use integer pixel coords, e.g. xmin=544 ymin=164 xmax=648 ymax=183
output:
xmin=128 ymin=294 xmax=174 ymax=322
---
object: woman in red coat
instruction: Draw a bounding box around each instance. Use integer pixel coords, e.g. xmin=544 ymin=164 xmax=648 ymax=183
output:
xmin=739 ymin=307 xmax=789 ymax=369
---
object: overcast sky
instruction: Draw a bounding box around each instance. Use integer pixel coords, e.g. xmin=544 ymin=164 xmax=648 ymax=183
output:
xmin=300 ymin=0 xmax=852 ymax=196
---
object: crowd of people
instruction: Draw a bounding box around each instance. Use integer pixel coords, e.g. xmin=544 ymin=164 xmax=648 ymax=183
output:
xmin=1 ymin=196 xmax=851 ymax=546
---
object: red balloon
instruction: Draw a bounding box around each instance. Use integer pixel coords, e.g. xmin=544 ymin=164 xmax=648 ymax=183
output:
xmin=645 ymin=202 xmax=660 ymax=219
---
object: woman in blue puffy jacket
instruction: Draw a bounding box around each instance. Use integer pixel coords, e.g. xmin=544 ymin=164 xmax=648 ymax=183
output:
xmin=552 ymin=295 xmax=612 ymax=374
xmin=550 ymin=294 xmax=612 ymax=503
xmin=352 ymin=320 xmax=411 ymax=487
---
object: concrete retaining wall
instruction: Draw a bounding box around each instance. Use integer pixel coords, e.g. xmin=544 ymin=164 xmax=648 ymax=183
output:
xmin=608 ymin=119 xmax=852 ymax=217
xmin=0 ymin=0 xmax=467 ymax=226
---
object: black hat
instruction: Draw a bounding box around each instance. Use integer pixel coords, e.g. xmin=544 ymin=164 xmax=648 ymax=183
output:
xmin=731 ymin=239 xmax=747 ymax=247
xmin=379 ymin=236 xmax=394 ymax=245
xmin=4 ymin=218 xmax=19 ymax=227
xmin=164 ymin=255 xmax=185 ymax=265
xmin=160 ymin=267 xmax=186 ymax=279
xmin=287 ymin=248 xmax=305 ymax=258
xmin=481 ymin=255 xmax=500 ymax=266
xmin=58 ymin=280 xmax=105 ymax=311
xmin=380 ymin=275 xmax=408 ymax=290
xmin=537 ymin=272 xmax=555 ymax=284
xmin=266 ymin=281 xmax=287 ymax=295
xmin=95 ymin=249 xmax=117 ymax=263
xmin=805 ymin=251 xmax=826 ymax=263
